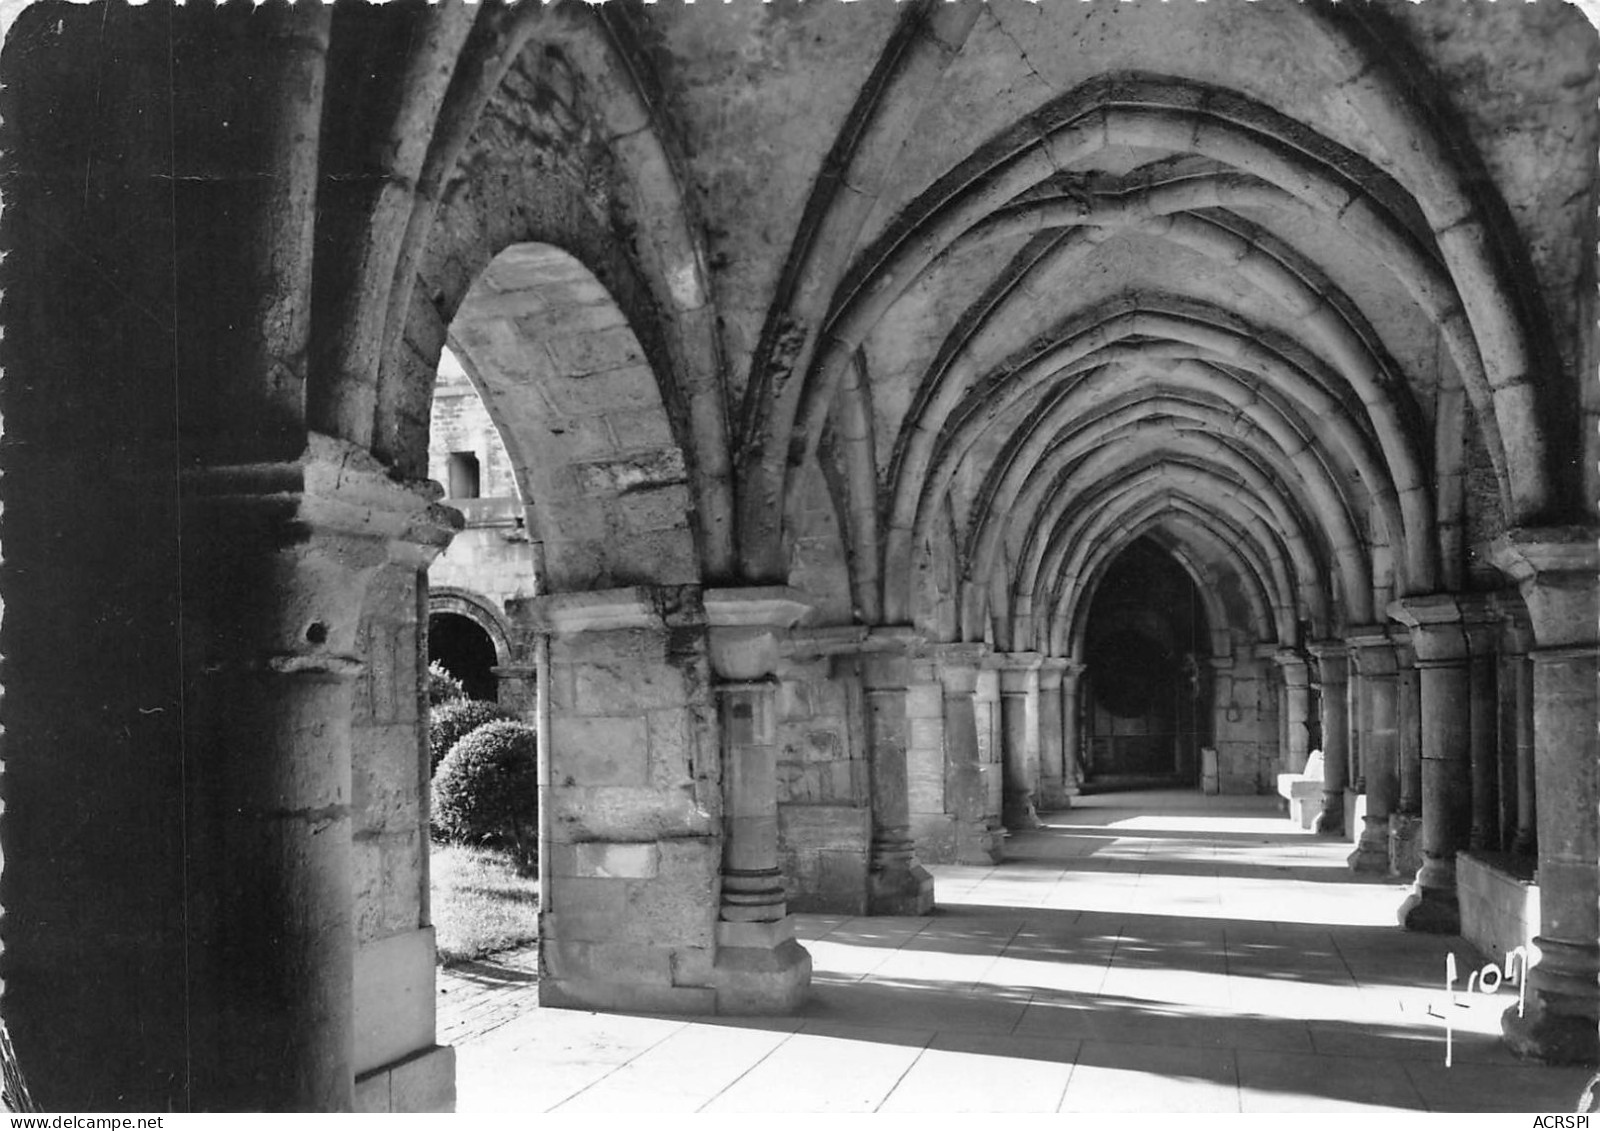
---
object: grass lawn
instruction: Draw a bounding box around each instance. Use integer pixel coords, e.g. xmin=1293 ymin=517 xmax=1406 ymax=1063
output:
xmin=431 ymin=843 xmax=540 ymax=966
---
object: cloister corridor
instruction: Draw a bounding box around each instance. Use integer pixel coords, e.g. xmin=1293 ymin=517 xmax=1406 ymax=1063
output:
xmin=452 ymin=791 xmax=1589 ymax=1114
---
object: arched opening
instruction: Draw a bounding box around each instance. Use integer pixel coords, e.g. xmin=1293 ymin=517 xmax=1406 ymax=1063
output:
xmin=428 ymin=611 xmax=500 ymax=703
xmin=1081 ymin=539 xmax=1211 ymax=790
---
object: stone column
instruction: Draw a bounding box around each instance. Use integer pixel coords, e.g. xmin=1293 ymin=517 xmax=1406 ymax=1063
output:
xmin=1492 ymin=602 xmax=1538 ymax=856
xmin=932 ymin=645 xmax=1002 ymax=864
xmin=1061 ymin=660 xmax=1087 ymax=801
xmin=1391 ymin=632 xmax=1424 ymax=873
xmin=859 ymin=627 xmax=936 ymax=915
xmin=1346 ymin=630 xmax=1397 ymax=874
xmin=999 ymin=653 xmax=1044 ymax=830
xmin=1494 ymin=530 xmax=1600 ymax=1064
xmin=974 ymin=659 xmax=1006 ymax=837
xmin=1463 ymin=601 xmax=1502 ymax=851
xmin=1036 ymin=659 xmax=1071 ymax=810
xmin=1389 ymin=595 xmax=1471 ymax=933
xmin=705 ymin=588 xmax=814 ymax=1013
xmin=147 ymin=440 xmax=453 ymax=1111
xmin=1307 ymin=641 xmax=1349 ymax=836
xmin=1346 ymin=647 xmax=1366 ymax=797
xmin=1274 ymin=651 xmax=1311 ymax=775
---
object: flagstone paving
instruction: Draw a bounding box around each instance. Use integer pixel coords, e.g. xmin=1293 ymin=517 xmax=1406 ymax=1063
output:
xmin=452 ymin=790 xmax=1595 ymax=1113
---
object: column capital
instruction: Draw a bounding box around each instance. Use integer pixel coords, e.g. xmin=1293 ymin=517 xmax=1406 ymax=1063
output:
xmin=184 ymin=432 xmax=463 ymax=567
xmin=922 ymin=642 xmax=988 ymax=694
xmin=1344 ymin=628 xmax=1397 ymax=677
xmin=704 ymin=586 xmax=812 ymax=681
xmin=1274 ymin=649 xmax=1310 ymax=686
xmin=997 ymin=650 xmax=1043 ymax=694
xmin=1037 ymin=657 xmax=1070 ymax=691
xmin=783 ymin=624 xmax=870 ymax=661
xmin=1307 ymin=639 xmax=1349 ymax=683
xmin=996 ymin=650 xmax=1044 ymax=671
xmin=1386 ymin=594 xmax=1470 ymax=662
xmin=858 ymin=625 xmax=923 ymax=689
xmin=1490 ymin=591 xmax=1536 ymax=654
xmin=527 ymin=585 xmax=690 ymax=636
xmin=1491 ymin=527 xmax=1600 ymax=651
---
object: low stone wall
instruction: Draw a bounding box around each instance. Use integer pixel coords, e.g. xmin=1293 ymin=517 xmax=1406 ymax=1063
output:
xmin=1457 ymin=851 xmax=1540 ymax=968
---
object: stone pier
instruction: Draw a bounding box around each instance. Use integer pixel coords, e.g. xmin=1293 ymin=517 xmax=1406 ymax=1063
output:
xmin=1036 ymin=658 xmax=1071 ymax=810
xmin=859 ymin=628 xmax=936 ymax=916
xmin=999 ymin=653 xmax=1044 ymax=830
xmin=1495 ymin=531 xmax=1600 ymax=1064
xmin=1346 ymin=629 xmax=1397 ymax=874
xmin=1390 ymin=596 xmax=1472 ymax=934
xmin=1308 ymin=641 xmax=1349 ymax=836
xmin=529 ymin=587 xmax=724 ymax=1015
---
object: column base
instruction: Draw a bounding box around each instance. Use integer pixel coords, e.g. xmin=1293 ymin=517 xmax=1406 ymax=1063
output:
xmin=713 ymin=919 xmax=812 ymax=1014
xmin=1311 ymin=793 xmax=1345 ymax=837
xmin=1003 ymin=792 xmax=1041 ymax=830
xmin=1398 ymin=882 xmax=1459 ymax=934
xmin=1389 ymin=813 xmax=1423 ymax=875
xmin=1036 ymin=780 xmax=1073 ymax=811
xmin=1348 ymin=815 xmax=1392 ymax=874
xmin=955 ymin=819 xmax=1005 ymax=865
xmin=1502 ymin=995 xmax=1600 ymax=1065
xmin=868 ymin=859 xmax=935 ymax=916
xmin=909 ymin=813 xmax=959 ymax=864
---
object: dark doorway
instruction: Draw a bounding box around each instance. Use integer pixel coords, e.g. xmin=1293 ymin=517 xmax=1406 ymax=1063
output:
xmin=429 ymin=612 xmax=500 ymax=702
xmin=1081 ymin=539 xmax=1210 ymax=790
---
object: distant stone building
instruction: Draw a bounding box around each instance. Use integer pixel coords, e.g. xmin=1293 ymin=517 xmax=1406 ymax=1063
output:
xmin=426 ymin=349 xmax=534 ymax=705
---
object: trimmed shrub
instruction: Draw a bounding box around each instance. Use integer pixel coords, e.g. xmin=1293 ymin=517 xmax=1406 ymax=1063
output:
xmin=428 ymin=661 xmax=467 ymax=707
xmin=432 ymin=720 xmax=539 ymax=866
xmin=429 ymin=698 xmax=515 ymax=774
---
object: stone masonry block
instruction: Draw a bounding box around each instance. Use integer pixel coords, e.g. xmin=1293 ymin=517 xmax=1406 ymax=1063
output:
xmin=606 ymin=407 xmax=677 ymax=450
xmin=573 ymin=656 xmax=694 ymax=713
xmin=379 ymin=831 xmax=426 ymax=938
xmin=572 ymin=841 xmax=661 ymax=880
xmin=549 ymin=715 xmax=649 ymax=786
xmin=548 ymin=877 xmax=629 ymax=941
xmin=541 ymin=365 xmax=657 ymax=417
xmin=352 ymin=836 xmax=385 ymax=942
xmin=543 ymin=328 xmax=647 ymax=378
xmin=671 ymin=946 xmax=716 ymax=989
xmin=548 ymin=785 xmax=717 ymax=841
xmin=614 ymin=483 xmax=694 ymax=535
xmin=779 ymin=804 xmax=870 ymax=853
xmin=607 ymin=529 xmax=702 ymax=587
xmin=351 ymin=723 xmax=423 ymax=835
xmin=907 ymin=716 xmax=943 ymax=755
xmin=646 ymin=708 xmax=697 ymax=789
xmin=906 ymin=683 xmax=943 ymax=718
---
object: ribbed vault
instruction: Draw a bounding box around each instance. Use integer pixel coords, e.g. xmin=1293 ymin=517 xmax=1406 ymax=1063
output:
xmin=741 ymin=8 xmax=1568 ymax=668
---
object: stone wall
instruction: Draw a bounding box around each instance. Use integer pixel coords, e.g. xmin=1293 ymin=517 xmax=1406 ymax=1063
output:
xmin=1211 ymin=653 xmax=1280 ymax=795
xmin=774 ymin=658 xmax=872 ymax=914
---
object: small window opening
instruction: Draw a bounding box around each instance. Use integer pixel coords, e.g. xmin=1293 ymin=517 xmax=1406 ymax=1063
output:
xmin=447 ymin=451 xmax=481 ymax=499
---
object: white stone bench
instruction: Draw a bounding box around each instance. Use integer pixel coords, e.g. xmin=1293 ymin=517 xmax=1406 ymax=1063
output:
xmin=1276 ymin=749 xmax=1324 ymax=830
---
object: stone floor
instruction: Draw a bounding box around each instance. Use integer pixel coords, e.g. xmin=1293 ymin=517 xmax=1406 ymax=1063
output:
xmin=453 ymin=790 xmax=1596 ymax=1112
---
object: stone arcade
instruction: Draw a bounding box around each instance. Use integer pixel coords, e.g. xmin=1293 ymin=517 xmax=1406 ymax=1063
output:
xmin=0 ymin=0 xmax=1596 ymax=1111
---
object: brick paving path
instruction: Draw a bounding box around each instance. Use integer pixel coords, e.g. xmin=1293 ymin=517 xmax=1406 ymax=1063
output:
xmin=437 ymin=945 xmax=541 ymax=1046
